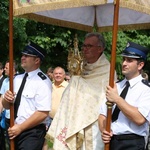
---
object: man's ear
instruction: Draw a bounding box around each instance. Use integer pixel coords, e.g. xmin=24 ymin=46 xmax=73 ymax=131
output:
xmin=138 ymin=61 xmax=145 ymax=70
xmin=35 ymin=57 xmax=40 ymax=64
xmin=98 ymin=47 xmax=104 ymax=54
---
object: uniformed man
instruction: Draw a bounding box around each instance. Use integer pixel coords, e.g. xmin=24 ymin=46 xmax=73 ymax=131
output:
xmin=2 ymin=42 xmax=52 ymax=150
xmin=99 ymin=41 xmax=150 ymax=150
xmin=0 ymin=60 xmax=18 ymax=150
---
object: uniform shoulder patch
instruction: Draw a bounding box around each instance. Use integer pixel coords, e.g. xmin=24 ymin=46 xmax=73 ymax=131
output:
xmin=15 ymin=72 xmax=23 ymax=76
xmin=116 ymin=79 xmax=123 ymax=83
xmin=38 ymin=72 xmax=47 ymax=80
xmin=14 ymin=72 xmax=23 ymax=78
xmin=142 ymin=79 xmax=150 ymax=87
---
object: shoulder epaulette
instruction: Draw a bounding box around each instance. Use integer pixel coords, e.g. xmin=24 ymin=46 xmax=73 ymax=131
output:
xmin=38 ymin=72 xmax=47 ymax=80
xmin=116 ymin=79 xmax=123 ymax=83
xmin=15 ymin=72 xmax=23 ymax=76
xmin=13 ymin=73 xmax=23 ymax=78
xmin=14 ymin=72 xmax=21 ymax=76
xmin=142 ymin=79 xmax=150 ymax=87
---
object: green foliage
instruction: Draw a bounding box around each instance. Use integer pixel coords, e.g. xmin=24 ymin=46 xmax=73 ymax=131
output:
xmin=26 ymin=23 xmax=86 ymax=72
xmin=103 ymin=30 xmax=150 ymax=80
xmin=0 ymin=1 xmax=9 ymax=61
xmin=47 ymin=140 xmax=53 ymax=148
xmin=0 ymin=0 xmax=150 ymax=79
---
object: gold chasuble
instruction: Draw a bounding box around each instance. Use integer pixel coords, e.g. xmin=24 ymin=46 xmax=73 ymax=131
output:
xmin=46 ymin=53 xmax=111 ymax=150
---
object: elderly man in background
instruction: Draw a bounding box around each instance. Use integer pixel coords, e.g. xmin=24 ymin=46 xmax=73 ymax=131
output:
xmin=43 ymin=66 xmax=68 ymax=150
xmin=50 ymin=66 xmax=68 ymax=120
xmin=46 ymin=32 xmax=112 ymax=150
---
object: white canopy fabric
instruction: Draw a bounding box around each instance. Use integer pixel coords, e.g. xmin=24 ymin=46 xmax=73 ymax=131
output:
xmin=13 ymin=0 xmax=150 ymax=31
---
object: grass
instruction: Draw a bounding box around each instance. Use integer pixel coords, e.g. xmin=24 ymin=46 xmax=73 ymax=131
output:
xmin=47 ymin=140 xmax=53 ymax=148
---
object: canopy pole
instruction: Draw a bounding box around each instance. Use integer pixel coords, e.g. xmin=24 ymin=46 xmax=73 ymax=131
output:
xmin=9 ymin=0 xmax=15 ymax=149
xmin=104 ymin=0 xmax=120 ymax=150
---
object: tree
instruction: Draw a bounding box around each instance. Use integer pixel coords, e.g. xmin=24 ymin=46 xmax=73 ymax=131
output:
xmin=0 ymin=0 xmax=150 ymax=79
xmin=103 ymin=30 xmax=150 ymax=80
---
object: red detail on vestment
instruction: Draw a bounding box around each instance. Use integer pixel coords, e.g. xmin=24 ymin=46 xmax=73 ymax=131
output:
xmin=56 ymin=127 xmax=68 ymax=146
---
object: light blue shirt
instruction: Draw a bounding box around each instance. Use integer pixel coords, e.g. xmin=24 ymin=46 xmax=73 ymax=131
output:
xmin=0 ymin=78 xmax=10 ymax=119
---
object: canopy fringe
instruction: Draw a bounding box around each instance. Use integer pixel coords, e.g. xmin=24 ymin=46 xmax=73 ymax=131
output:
xmin=17 ymin=13 xmax=150 ymax=32
xmin=19 ymin=13 xmax=93 ymax=32
xmin=98 ymin=23 xmax=150 ymax=32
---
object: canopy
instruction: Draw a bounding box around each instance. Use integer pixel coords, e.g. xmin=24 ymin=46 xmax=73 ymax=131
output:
xmin=13 ymin=0 xmax=150 ymax=32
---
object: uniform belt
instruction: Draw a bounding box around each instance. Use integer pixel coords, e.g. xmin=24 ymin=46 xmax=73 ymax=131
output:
xmin=5 ymin=119 xmax=45 ymax=130
xmin=112 ymin=134 xmax=143 ymax=140
xmin=34 ymin=124 xmax=46 ymax=129
xmin=22 ymin=124 xmax=46 ymax=133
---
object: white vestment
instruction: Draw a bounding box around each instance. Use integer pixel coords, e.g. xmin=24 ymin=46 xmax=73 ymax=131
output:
xmin=46 ymin=53 xmax=111 ymax=150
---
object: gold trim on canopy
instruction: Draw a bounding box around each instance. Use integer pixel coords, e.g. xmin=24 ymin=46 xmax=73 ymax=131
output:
xmin=120 ymin=0 xmax=150 ymax=15
xmin=17 ymin=13 xmax=94 ymax=32
xmin=17 ymin=13 xmax=150 ymax=32
xmin=13 ymin=0 xmax=150 ymax=32
xmin=98 ymin=23 xmax=150 ymax=32
xmin=13 ymin=0 xmax=107 ymax=16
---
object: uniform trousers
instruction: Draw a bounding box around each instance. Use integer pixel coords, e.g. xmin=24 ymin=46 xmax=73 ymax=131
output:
xmin=5 ymin=118 xmax=10 ymax=150
xmin=110 ymin=134 xmax=145 ymax=150
xmin=15 ymin=124 xmax=46 ymax=150
xmin=0 ymin=126 xmax=6 ymax=150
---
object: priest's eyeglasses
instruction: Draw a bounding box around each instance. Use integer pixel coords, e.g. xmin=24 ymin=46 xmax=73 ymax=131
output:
xmin=82 ymin=44 xmax=101 ymax=49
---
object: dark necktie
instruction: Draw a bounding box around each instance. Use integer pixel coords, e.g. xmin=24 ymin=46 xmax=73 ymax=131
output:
xmin=14 ymin=73 xmax=28 ymax=118
xmin=112 ymin=81 xmax=130 ymax=122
